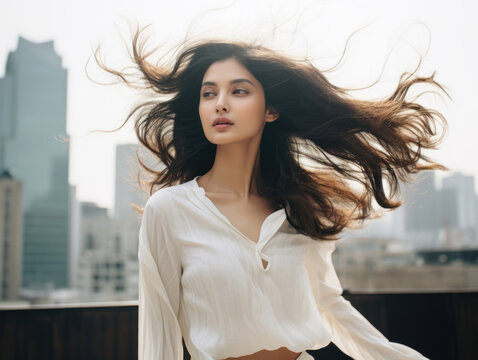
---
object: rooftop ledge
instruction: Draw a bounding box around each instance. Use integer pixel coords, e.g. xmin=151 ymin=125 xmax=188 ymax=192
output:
xmin=1 ymin=292 xmax=477 ymax=359
xmin=1 ymin=288 xmax=477 ymax=310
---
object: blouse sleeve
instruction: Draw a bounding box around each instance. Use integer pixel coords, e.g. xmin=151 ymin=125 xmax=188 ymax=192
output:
xmin=307 ymin=240 xmax=429 ymax=360
xmin=137 ymin=198 xmax=183 ymax=360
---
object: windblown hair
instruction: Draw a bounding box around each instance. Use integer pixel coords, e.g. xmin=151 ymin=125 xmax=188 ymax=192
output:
xmin=94 ymin=25 xmax=448 ymax=241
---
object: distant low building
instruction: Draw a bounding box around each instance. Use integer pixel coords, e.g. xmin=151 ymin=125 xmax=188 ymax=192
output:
xmin=334 ymin=236 xmax=478 ymax=292
xmin=416 ymin=248 xmax=478 ymax=265
xmin=78 ymin=249 xmax=138 ymax=301
xmin=77 ymin=202 xmax=139 ymax=301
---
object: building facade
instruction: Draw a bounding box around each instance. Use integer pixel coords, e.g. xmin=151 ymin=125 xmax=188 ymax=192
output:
xmin=77 ymin=202 xmax=139 ymax=301
xmin=0 ymin=170 xmax=23 ymax=300
xmin=0 ymin=37 xmax=70 ymax=289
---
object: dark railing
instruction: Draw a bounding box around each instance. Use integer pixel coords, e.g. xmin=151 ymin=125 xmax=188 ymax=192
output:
xmin=1 ymin=291 xmax=477 ymax=360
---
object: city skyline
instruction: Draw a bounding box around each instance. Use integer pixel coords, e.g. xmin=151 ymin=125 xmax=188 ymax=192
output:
xmin=1 ymin=0 xmax=477 ymax=210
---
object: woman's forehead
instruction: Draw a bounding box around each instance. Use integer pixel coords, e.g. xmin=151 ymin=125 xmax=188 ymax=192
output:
xmin=202 ymin=58 xmax=258 ymax=85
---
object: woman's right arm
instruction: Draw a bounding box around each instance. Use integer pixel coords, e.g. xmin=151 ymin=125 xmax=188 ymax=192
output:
xmin=138 ymin=196 xmax=183 ymax=360
xmin=307 ymin=240 xmax=429 ymax=360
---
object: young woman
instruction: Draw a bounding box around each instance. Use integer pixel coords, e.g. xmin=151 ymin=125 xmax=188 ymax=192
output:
xmin=98 ymin=26 xmax=447 ymax=360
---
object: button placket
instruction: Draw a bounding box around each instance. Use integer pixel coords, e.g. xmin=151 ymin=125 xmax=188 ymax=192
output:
xmin=255 ymin=243 xmax=271 ymax=271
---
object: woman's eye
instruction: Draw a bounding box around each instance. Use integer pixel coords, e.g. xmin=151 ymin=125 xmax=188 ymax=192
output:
xmin=202 ymin=89 xmax=248 ymax=98
xmin=202 ymin=91 xmax=215 ymax=97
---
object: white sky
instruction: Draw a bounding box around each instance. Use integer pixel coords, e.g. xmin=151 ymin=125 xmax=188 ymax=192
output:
xmin=1 ymin=0 xmax=477 ymax=210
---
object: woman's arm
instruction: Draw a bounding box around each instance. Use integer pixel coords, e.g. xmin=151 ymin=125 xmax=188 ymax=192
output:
xmin=138 ymin=196 xmax=183 ymax=360
xmin=307 ymin=241 xmax=429 ymax=360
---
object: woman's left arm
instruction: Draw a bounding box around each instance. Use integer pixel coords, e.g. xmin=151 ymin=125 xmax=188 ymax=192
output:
xmin=307 ymin=240 xmax=429 ymax=360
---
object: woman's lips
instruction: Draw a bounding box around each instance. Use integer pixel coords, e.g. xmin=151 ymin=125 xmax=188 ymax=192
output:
xmin=213 ymin=123 xmax=233 ymax=130
xmin=213 ymin=117 xmax=234 ymax=126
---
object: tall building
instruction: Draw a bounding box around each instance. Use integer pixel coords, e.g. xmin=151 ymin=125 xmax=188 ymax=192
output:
xmin=68 ymin=185 xmax=81 ymax=289
xmin=0 ymin=170 xmax=23 ymax=300
xmin=475 ymin=194 xmax=478 ymax=234
xmin=403 ymin=171 xmax=439 ymax=232
xmin=442 ymin=173 xmax=476 ymax=229
xmin=398 ymin=171 xmax=460 ymax=248
xmin=0 ymin=37 xmax=70 ymax=289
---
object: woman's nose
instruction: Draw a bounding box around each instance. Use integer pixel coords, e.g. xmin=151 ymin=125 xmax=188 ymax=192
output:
xmin=215 ymin=104 xmax=229 ymax=113
xmin=215 ymin=94 xmax=230 ymax=113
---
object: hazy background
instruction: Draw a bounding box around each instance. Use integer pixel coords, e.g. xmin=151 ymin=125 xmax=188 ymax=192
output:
xmin=1 ymin=0 xmax=476 ymax=211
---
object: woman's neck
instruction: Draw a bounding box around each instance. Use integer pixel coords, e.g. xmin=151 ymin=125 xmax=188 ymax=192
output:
xmin=200 ymin=141 xmax=262 ymax=198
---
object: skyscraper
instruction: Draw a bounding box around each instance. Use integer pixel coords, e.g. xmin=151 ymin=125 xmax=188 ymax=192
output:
xmin=442 ymin=172 xmax=476 ymax=229
xmin=0 ymin=170 xmax=23 ymax=300
xmin=442 ymin=172 xmax=477 ymax=245
xmin=0 ymin=37 xmax=70 ymax=289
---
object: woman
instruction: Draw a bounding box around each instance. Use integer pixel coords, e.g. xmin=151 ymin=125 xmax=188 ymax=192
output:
xmin=97 ymin=26 xmax=447 ymax=360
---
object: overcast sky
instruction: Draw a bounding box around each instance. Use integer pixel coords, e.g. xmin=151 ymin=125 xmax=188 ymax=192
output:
xmin=1 ymin=0 xmax=477 ymax=210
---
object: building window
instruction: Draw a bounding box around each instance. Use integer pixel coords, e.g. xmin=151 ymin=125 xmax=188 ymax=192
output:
xmin=115 ymin=235 xmax=121 ymax=253
xmin=86 ymin=234 xmax=94 ymax=250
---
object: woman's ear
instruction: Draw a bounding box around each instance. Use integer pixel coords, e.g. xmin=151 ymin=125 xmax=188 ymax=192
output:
xmin=265 ymin=107 xmax=280 ymax=122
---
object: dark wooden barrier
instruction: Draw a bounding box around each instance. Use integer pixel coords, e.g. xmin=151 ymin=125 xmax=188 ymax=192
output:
xmin=309 ymin=291 xmax=478 ymax=360
xmin=1 ymin=292 xmax=477 ymax=360
xmin=0 ymin=302 xmax=138 ymax=360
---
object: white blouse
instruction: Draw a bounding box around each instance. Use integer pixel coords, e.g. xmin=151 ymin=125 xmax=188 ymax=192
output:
xmin=138 ymin=176 xmax=428 ymax=360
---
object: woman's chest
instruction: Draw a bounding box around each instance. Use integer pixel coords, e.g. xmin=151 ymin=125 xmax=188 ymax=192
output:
xmin=177 ymin=222 xmax=313 ymax=289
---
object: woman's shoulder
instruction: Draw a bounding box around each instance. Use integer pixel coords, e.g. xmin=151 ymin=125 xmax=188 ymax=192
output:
xmin=145 ymin=179 xmax=195 ymax=212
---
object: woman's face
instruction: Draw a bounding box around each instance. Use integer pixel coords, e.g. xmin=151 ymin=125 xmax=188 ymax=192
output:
xmin=198 ymin=57 xmax=279 ymax=145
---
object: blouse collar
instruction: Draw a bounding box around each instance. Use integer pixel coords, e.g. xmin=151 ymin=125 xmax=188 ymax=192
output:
xmin=190 ymin=176 xmax=287 ymax=272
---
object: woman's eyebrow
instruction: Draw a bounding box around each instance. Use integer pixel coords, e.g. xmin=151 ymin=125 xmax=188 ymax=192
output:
xmin=201 ymin=78 xmax=255 ymax=87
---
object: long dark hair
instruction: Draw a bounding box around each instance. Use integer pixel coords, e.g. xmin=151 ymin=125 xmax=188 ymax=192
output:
xmin=94 ymin=25 xmax=448 ymax=241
